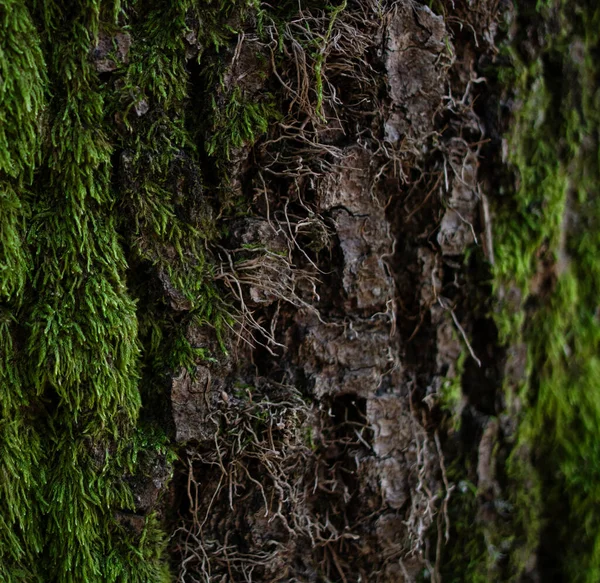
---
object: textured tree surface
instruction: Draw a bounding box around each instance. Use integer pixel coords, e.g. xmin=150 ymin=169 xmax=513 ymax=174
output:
xmin=0 ymin=0 xmax=598 ymax=582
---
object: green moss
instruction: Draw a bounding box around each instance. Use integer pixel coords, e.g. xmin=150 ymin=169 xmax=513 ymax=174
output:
xmin=440 ymin=3 xmax=600 ymax=579
xmin=0 ymin=2 xmax=47 ymax=579
xmin=15 ymin=1 xmax=180 ymax=579
xmin=439 ymin=350 xmax=467 ymax=430
xmin=313 ymin=0 xmax=347 ymax=120
xmin=491 ymin=1 xmax=600 ymax=579
xmin=503 ymin=446 xmax=543 ymax=575
xmin=206 ymin=85 xmax=276 ymax=161
xmin=0 ymin=428 xmax=44 ymax=582
xmin=0 ymin=321 xmax=45 ymax=582
xmin=0 ymin=1 xmax=46 ymax=181
xmin=0 ymin=0 xmax=45 ymax=301
xmin=0 ymin=0 xmax=253 ymax=577
xmin=0 ymin=180 xmax=31 ymax=301
xmin=440 ymin=477 xmax=490 ymax=583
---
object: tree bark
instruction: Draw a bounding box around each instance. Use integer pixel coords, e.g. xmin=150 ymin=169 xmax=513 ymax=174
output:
xmin=0 ymin=0 xmax=598 ymax=582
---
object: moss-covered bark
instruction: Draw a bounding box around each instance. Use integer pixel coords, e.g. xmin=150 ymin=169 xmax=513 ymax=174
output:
xmin=0 ymin=0 xmax=598 ymax=581
xmin=493 ymin=2 xmax=600 ymax=580
xmin=441 ymin=1 xmax=600 ymax=581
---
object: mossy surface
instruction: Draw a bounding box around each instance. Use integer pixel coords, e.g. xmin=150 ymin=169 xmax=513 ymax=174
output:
xmin=0 ymin=0 xmax=254 ymax=580
xmin=0 ymin=0 xmax=299 ymax=579
xmin=441 ymin=1 xmax=600 ymax=580
xmin=496 ymin=2 xmax=600 ymax=579
xmin=3 ymin=0 xmax=598 ymax=580
xmin=0 ymin=2 xmax=48 ymax=581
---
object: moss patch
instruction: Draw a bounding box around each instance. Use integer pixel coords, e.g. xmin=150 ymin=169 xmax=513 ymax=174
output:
xmin=491 ymin=1 xmax=600 ymax=580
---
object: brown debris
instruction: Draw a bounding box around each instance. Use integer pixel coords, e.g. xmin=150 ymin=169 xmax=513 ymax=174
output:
xmin=168 ymin=0 xmax=509 ymax=580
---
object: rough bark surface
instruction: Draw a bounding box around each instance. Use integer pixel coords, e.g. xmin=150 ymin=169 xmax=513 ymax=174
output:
xmin=1 ymin=1 xmax=598 ymax=582
xmin=168 ymin=1 xmax=504 ymax=581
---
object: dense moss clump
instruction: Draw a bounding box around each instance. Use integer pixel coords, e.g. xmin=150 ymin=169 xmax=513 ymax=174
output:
xmin=23 ymin=0 xmax=171 ymax=580
xmin=0 ymin=0 xmax=273 ymax=580
xmin=0 ymin=2 xmax=46 ymax=581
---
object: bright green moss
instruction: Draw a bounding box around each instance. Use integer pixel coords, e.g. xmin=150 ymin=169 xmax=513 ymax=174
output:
xmin=19 ymin=1 xmax=173 ymax=579
xmin=27 ymin=13 xmax=141 ymax=431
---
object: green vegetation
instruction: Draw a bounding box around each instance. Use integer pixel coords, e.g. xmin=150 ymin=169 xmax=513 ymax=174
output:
xmin=439 ymin=1 xmax=600 ymax=580
xmin=444 ymin=1 xmax=600 ymax=580
xmin=0 ymin=0 xmax=44 ymax=299
xmin=494 ymin=1 xmax=600 ymax=580
xmin=439 ymin=349 xmax=466 ymax=430
xmin=0 ymin=0 xmax=304 ymax=578
xmin=0 ymin=2 xmax=47 ymax=580
xmin=7 ymin=0 xmax=598 ymax=580
xmin=206 ymin=86 xmax=275 ymax=161
xmin=22 ymin=0 xmax=171 ymax=579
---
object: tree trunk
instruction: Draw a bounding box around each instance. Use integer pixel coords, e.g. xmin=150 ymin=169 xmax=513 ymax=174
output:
xmin=0 ymin=0 xmax=598 ymax=581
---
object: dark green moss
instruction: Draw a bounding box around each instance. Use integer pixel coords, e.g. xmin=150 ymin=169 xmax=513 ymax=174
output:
xmin=438 ymin=1 xmax=600 ymax=580
xmin=0 ymin=2 xmax=47 ymax=580
xmin=492 ymin=1 xmax=600 ymax=580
